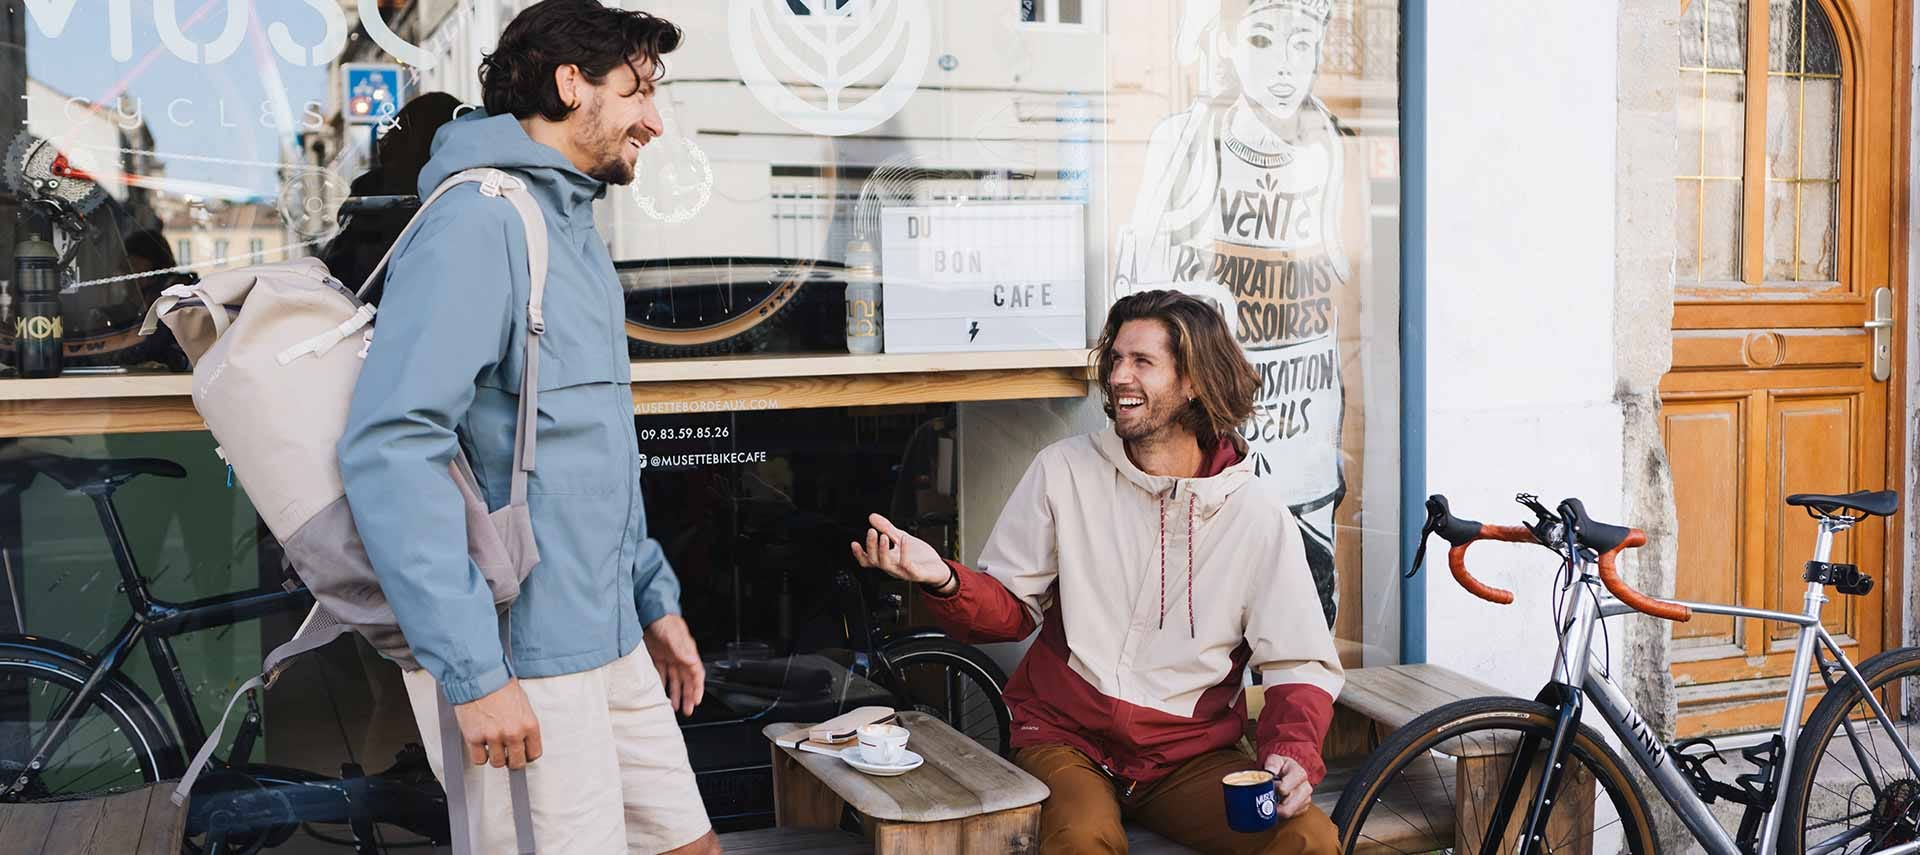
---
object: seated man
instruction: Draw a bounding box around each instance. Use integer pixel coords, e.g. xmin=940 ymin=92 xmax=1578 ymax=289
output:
xmin=854 ymin=291 xmax=1342 ymax=854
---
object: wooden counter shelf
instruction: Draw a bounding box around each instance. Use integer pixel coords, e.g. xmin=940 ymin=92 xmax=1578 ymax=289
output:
xmin=0 ymin=350 xmax=1094 ymax=438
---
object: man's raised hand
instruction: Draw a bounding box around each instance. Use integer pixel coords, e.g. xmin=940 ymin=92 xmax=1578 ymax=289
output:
xmin=850 ymin=513 xmax=949 ymax=587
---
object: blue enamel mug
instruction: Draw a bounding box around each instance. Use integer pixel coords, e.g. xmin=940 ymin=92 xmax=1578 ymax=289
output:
xmin=1223 ymin=770 xmax=1279 ymax=833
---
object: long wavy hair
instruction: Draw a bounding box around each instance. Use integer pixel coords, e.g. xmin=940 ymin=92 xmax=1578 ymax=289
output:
xmin=1093 ymin=290 xmax=1258 ymax=447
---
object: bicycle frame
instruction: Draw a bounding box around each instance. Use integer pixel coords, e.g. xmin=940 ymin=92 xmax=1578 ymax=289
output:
xmin=1528 ymin=518 xmax=1920 ymax=855
xmin=4 ymin=486 xmax=308 ymax=798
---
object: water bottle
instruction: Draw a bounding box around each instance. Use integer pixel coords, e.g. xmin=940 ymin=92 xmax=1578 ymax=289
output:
xmin=13 ymin=233 xmax=62 ymax=378
xmin=844 ymin=239 xmax=882 ymax=354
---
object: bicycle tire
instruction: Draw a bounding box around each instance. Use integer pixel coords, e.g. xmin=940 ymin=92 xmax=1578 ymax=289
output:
xmin=0 ymin=649 xmax=178 ymax=801
xmin=1779 ymin=645 xmax=1920 ymax=854
xmin=625 ymin=288 xmax=802 ymax=359
xmin=1332 ymin=695 xmax=1658 ymax=855
xmin=619 ymin=257 xmax=827 ymax=358
xmin=878 ymin=637 xmax=1013 ymax=757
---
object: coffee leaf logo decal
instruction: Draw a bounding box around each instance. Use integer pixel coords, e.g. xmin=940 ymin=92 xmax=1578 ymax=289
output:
xmin=729 ymin=0 xmax=932 ymax=137
xmin=631 ymin=127 xmax=715 ymax=224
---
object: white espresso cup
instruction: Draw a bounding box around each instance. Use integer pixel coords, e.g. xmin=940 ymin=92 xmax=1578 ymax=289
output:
xmin=857 ymin=723 xmax=910 ymax=766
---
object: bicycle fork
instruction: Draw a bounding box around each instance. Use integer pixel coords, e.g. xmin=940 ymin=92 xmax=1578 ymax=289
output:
xmin=1491 ymin=571 xmax=1602 ymax=855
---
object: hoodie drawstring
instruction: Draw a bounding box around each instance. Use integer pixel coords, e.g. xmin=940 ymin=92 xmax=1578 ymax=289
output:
xmin=1157 ymin=492 xmax=1199 ymax=638
xmin=1186 ymin=494 xmax=1196 ymax=638
xmin=1158 ymin=497 xmax=1167 ymax=630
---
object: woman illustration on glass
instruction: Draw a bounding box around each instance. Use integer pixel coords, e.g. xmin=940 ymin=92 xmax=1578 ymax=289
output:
xmin=1115 ymin=0 xmax=1344 ymax=624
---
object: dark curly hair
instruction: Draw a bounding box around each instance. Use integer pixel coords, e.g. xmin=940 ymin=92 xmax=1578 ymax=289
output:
xmin=1092 ymin=290 xmax=1258 ymax=447
xmin=479 ymin=0 xmax=682 ymax=122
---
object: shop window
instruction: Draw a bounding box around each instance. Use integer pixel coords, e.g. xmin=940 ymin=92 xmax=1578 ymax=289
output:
xmin=0 ymin=0 xmax=1412 ymax=828
xmin=1676 ymin=0 xmax=1844 ymax=285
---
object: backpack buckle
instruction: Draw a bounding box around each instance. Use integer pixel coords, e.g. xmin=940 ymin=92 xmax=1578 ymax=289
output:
xmin=480 ymin=170 xmax=507 ymax=198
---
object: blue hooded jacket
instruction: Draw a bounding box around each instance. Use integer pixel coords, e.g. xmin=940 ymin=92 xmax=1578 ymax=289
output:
xmin=339 ymin=112 xmax=678 ymax=704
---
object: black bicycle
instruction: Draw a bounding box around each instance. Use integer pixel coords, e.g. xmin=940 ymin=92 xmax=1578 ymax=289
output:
xmin=697 ymin=499 xmax=1013 ymax=759
xmin=0 ymin=454 xmax=449 ymax=854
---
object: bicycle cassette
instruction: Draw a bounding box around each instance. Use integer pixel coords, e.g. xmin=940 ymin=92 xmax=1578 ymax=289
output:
xmin=4 ymin=133 xmax=108 ymax=216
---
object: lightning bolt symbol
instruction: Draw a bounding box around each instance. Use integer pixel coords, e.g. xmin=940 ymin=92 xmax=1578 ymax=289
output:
xmin=968 ymin=322 xmax=980 ymax=343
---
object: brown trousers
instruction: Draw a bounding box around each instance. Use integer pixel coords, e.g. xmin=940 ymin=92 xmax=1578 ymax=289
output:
xmin=1014 ymin=744 xmax=1339 ymax=855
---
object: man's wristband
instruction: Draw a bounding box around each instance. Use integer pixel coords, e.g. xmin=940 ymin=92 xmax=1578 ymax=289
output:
xmin=922 ymin=562 xmax=958 ymax=597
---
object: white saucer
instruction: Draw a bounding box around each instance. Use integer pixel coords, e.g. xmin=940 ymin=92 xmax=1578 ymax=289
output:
xmin=843 ymin=747 xmax=924 ymax=777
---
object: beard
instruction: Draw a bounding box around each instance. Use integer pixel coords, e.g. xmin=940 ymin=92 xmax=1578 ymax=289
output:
xmin=583 ymin=134 xmax=635 ymax=185
xmin=575 ymin=101 xmax=637 ymax=185
xmin=1112 ymin=393 xmax=1187 ymax=442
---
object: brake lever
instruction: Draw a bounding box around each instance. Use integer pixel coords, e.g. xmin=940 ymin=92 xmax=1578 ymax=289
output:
xmin=1408 ymin=500 xmax=1442 ymax=578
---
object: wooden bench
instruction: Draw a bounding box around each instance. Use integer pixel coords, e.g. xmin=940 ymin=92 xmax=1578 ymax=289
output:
xmin=720 ymin=664 xmax=1509 ymax=854
xmin=1130 ymin=664 xmax=1511 ymax=855
xmin=0 ymin=783 xmax=187 ymax=855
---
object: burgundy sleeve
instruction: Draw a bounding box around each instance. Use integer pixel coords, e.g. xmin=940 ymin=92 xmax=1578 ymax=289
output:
xmin=917 ymin=560 xmax=1038 ymax=644
xmin=1256 ymin=683 xmax=1336 ymax=786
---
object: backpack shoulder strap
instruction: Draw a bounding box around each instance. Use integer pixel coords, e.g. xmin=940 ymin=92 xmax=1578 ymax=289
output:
xmin=360 ymin=168 xmax=550 ymax=506
xmin=483 ymin=176 xmax=549 ymax=508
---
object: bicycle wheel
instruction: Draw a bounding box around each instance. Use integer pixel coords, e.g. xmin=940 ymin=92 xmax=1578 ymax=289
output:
xmin=0 ymin=651 xmax=175 ymax=800
xmin=879 ymin=638 xmax=1012 ymax=757
xmin=1332 ymin=696 xmax=1657 ymax=854
xmin=1780 ymin=645 xmax=1920 ymax=854
xmin=619 ymin=257 xmax=823 ymax=358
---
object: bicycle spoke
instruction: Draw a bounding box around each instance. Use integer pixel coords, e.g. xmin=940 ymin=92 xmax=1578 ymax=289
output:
xmin=1825 ymin=747 xmax=1875 ymax=790
xmin=63 ymin=755 xmax=140 ymax=794
xmin=1365 ymin=790 xmax=1437 ymax=852
xmin=1836 ymin=713 xmax=1886 ymax=794
xmin=51 ymin=725 xmax=121 ymax=768
xmin=1354 ymin=830 xmax=1423 ymax=855
xmin=1816 ymin=777 xmax=1870 ymax=807
xmin=1397 ymin=746 xmax=1444 ymax=846
xmin=1553 ymin=814 xmax=1623 ymax=853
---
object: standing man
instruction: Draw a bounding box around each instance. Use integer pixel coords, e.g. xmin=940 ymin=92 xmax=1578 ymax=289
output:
xmin=854 ymin=291 xmax=1342 ymax=854
xmin=339 ymin=2 xmax=715 ymax=852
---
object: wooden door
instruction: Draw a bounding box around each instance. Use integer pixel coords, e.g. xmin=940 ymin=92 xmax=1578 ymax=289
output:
xmin=1660 ymin=0 xmax=1909 ymax=738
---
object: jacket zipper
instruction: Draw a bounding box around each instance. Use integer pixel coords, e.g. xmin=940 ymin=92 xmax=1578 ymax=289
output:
xmin=1098 ymin=762 xmax=1140 ymax=799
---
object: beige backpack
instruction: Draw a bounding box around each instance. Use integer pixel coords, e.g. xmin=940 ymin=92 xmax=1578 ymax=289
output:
xmin=142 ymin=167 xmax=550 ymax=853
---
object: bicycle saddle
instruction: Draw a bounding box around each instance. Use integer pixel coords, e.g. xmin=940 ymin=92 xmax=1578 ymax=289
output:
xmin=1785 ymin=490 xmax=1897 ymax=518
xmin=1559 ymin=498 xmax=1635 ymax=554
xmin=19 ymin=455 xmax=186 ymax=493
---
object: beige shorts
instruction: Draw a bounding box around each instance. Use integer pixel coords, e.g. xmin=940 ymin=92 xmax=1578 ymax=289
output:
xmin=402 ymin=646 xmax=712 ymax=854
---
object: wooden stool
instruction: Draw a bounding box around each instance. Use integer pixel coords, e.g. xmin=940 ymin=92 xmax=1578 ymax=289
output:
xmin=763 ymin=711 xmax=1050 ymax=854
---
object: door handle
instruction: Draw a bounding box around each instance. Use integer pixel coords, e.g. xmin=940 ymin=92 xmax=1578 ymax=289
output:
xmin=1867 ymin=286 xmax=1893 ymax=381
